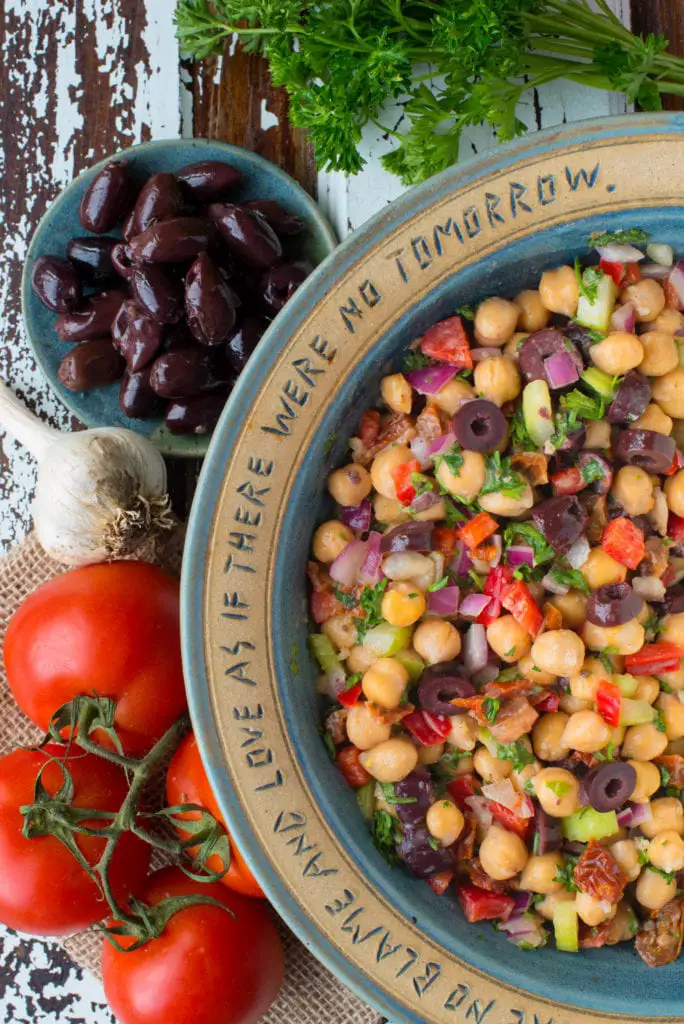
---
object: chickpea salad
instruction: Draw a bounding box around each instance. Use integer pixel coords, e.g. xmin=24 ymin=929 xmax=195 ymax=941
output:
xmin=307 ymin=228 xmax=684 ymax=966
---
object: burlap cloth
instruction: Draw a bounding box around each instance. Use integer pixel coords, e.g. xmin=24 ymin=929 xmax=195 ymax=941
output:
xmin=0 ymin=532 xmax=381 ymax=1024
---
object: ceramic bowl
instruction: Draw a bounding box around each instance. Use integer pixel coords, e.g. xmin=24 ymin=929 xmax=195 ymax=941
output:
xmin=183 ymin=114 xmax=684 ymax=1023
xmin=22 ymin=138 xmax=337 ymax=457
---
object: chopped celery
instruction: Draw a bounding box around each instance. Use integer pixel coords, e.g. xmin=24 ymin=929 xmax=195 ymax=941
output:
xmin=553 ymin=901 xmax=579 ymax=953
xmin=477 ymin=727 xmax=498 ymax=756
xmin=363 ymin=623 xmax=412 ymax=656
xmin=581 ymin=367 xmax=616 ymax=398
xmin=394 ymin=647 xmax=425 ymax=683
xmin=646 ymin=243 xmax=673 ymax=267
xmin=576 ymin=274 xmax=618 ymax=332
xmin=522 ymin=380 xmax=554 ymax=446
xmin=356 ymin=782 xmax=375 ymax=822
xmin=309 ymin=633 xmax=341 ymax=674
xmin=613 ymin=674 xmax=639 ymax=698
xmin=562 ymin=807 xmax=619 ymax=843
xmin=619 ymin=698 xmax=656 ymax=727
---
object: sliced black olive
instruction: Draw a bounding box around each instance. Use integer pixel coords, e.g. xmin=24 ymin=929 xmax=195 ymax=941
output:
xmin=580 ymin=762 xmax=636 ymax=813
xmin=534 ymin=806 xmax=562 ymax=854
xmin=665 ymin=586 xmax=684 ymax=615
xmin=519 ymin=329 xmax=583 ymax=383
xmin=393 ymin=770 xmax=434 ymax=828
xmin=587 ymin=582 xmax=643 ymax=627
xmin=452 ymin=398 xmax=506 ymax=452
xmin=557 ymin=425 xmax=586 ymax=452
xmin=379 ymin=521 xmax=434 ymax=554
xmin=608 ymin=371 xmax=651 ymax=424
xmin=615 ymin=429 xmax=676 ymax=475
xmin=398 ymin=825 xmax=453 ymax=878
xmin=418 ymin=664 xmax=475 ymax=716
xmin=531 ymin=495 xmax=588 ymax=554
xmin=578 ymin=451 xmax=613 ymax=496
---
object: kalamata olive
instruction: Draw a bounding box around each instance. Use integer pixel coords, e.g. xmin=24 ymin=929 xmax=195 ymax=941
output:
xmin=30 ymin=255 xmax=81 ymax=313
xmin=398 ymin=826 xmax=453 ymax=879
xmin=79 ymin=160 xmax=131 ymax=234
xmin=578 ymin=451 xmax=613 ymax=496
xmin=531 ymin=495 xmax=588 ymax=554
xmin=149 ymin=348 xmax=224 ymax=399
xmin=608 ymin=371 xmax=651 ymax=424
xmin=55 ymin=290 xmax=127 ymax=342
xmin=244 ymin=199 xmax=306 ymax=236
xmin=122 ymin=209 xmax=137 ymax=242
xmin=553 ymin=757 xmax=589 ymax=779
xmin=119 ymin=367 xmax=164 ymax=419
xmin=394 ymin=770 xmax=434 ymax=828
xmin=208 ymin=203 xmax=282 ymax=269
xmin=111 ymin=299 xmax=164 ymax=372
xmin=519 ymin=329 xmax=583 ymax=383
xmin=185 ymin=252 xmax=240 ymax=345
xmin=452 ymin=398 xmax=506 ymax=452
xmin=587 ymin=583 xmax=644 ymax=627
xmin=132 ymin=172 xmax=185 ymax=235
xmin=165 ymin=393 xmax=228 ymax=435
xmin=379 ymin=521 xmax=434 ymax=554
xmin=563 ymin=321 xmax=596 ymax=361
xmin=176 ymin=160 xmax=242 ymax=201
xmin=130 ymin=265 xmax=183 ymax=325
xmin=534 ymin=806 xmax=562 ymax=854
xmin=111 ymin=243 xmax=135 ymax=279
xmin=580 ymin=762 xmax=636 ymax=813
xmin=665 ymin=586 xmax=684 ymax=615
xmin=260 ymin=261 xmax=310 ymax=314
xmin=556 ymin=425 xmax=586 ymax=452
xmin=128 ymin=217 xmax=216 ymax=264
xmin=418 ymin=663 xmax=475 ymax=716
xmin=615 ymin=429 xmax=676 ymax=475
xmin=58 ymin=339 xmax=124 ymax=391
xmin=221 ymin=316 xmax=268 ymax=374
xmin=66 ymin=237 xmax=117 ymax=283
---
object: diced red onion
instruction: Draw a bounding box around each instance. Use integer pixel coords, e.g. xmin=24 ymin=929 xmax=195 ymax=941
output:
xmin=427 ymin=585 xmax=460 ymax=616
xmin=449 ymin=540 xmax=473 ymax=577
xmin=341 ymin=499 xmax=371 ymax=532
xmin=409 ymin=435 xmax=432 ymax=469
xmin=498 ymin=915 xmax=539 ymax=937
xmin=463 ymin=622 xmax=488 ymax=674
xmin=412 ymin=490 xmax=441 ymax=513
xmin=426 ymin=430 xmax=457 ymax=459
xmin=566 ymin=535 xmax=590 ymax=570
xmin=513 ymin=891 xmax=533 ymax=913
xmin=542 ymin=571 xmax=569 ymax=596
xmin=646 ymin=243 xmax=674 ymax=267
xmin=471 ymin=347 xmax=501 ymax=361
xmin=465 ymin=795 xmax=493 ymax=830
xmin=405 ymin=364 xmax=457 ymax=395
xmin=317 ymin=668 xmax=347 ymax=701
xmin=596 ymin=243 xmax=645 ymax=263
xmin=472 ymin=664 xmax=500 ymax=687
xmin=667 ymin=263 xmax=684 ymax=311
xmin=459 ymin=593 xmax=491 ymax=619
xmin=488 ymin=534 xmax=502 ymax=569
xmin=330 ymin=539 xmax=367 ymax=587
xmin=506 ymin=545 xmax=535 ymax=568
xmin=544 ymin=349 xmax=580 ymax=390
xmin=617 ymin=802 xmax=653 ymax=829
xmin=610 ymin=302 xmax=636 ymax=333
xmin=639 ymin=262 xmax=670 ymax=280
xmin=482 ymin=780 xmax=534 ymax=817
xmin=358 ymin=532 xmax=383 ymax=585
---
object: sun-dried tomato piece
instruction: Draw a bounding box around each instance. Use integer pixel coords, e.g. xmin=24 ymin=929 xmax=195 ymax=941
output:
xmin=367 ymin=702 xmax=415 ymax=726
xmin=415 ymin=402 xmax=445 ymax=441
xmin=358 ymin=409 xmax=380 ymax=447
xmin=654 ymin=755 xmax=684 ymax=789
xmin=465 ymin=857 xmax=507 ymax=893
xmin=579 ymin=919 xmax=614 ymax=949
xmin=635 ymin=898 xmax=684 ymax=967
xmin=481 ymin=678 xmax=537 ymax=700
xmin=570 ymin=750 xmax=598 ymax=770
xmin=455 ymin=815 xmax=477 ymax=863
xmin=488 ymin=696 xmax=539 ymax=744
xmin=573 ymin=841 xmax=626 ymax=905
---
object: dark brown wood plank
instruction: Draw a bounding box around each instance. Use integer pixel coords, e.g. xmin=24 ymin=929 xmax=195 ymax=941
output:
xmin=631 ymin=1 xmax=684 ymax=108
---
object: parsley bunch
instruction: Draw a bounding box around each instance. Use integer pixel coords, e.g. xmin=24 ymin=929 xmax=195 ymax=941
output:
xmin=175 ymin=0 xmax=684 ymax=185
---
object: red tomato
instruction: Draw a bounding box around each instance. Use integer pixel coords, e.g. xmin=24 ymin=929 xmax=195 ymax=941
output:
xmin=0 ymin=745 xmax=150 ymax=936
xmin=3 ymin=562 xmax=186 ymax=756
xmin=550 ymin=466 xmax=585 ymax=496
xmin=420 ymin=316 xmax=473 ymax=368
xmin=433 ymin=526 xmax=460 ymax=556
xmin=426 ymin=870 xmax=454 ymax=896
xmin=102 ymin=866 xmax=283 ymax=1024
xmin=402 ymin=709 xmax=452 ymax=746
xmin=601 ymin=517 xmax=645 ymax=570
xmin=478 ymin=565 xmax=514 ymax=627
xmin=456 ymin=883 xmax=515 ymax=923
xmin=488 ymin=800 xmax=534 ymax=841
xmin=446 ymin=774 xmax=481 ymax=810
xmin=166 ymin=733 xmax=264 ymax=899
xmin=391 ymin=459 xmax=420 ymax=505
xmin=500 ymin=580 xmax=544 ymax=636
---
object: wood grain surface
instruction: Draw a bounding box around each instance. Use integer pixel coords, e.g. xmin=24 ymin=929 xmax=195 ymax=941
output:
xmin=632 ymin=1 xmax=684 ymax=109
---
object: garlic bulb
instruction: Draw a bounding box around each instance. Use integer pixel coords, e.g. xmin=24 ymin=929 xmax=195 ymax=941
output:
xmin=0 ymin=382 xmax=172 ymax=566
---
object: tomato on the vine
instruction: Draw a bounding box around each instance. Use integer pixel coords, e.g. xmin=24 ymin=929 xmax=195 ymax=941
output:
xmin=101 ymin=867 xmax=284 ymax=1024
xmin=3 ymin=561 xmax=187 ymax=755
xmin=166 ymin=732 xmax=264 ymax=899
xmin=0 ymin=745 xmax=150 ymax=936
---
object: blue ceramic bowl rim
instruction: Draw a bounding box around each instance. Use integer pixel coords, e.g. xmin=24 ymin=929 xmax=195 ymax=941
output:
xmin=20 ymin=136 xmax=337 ymax=455
xmin=182 ymin=112 xmax=684 ymax=1023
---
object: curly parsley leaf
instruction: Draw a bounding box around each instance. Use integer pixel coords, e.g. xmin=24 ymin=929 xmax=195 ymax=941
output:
xmin=372 ymin=809 xmax=402 ymax=866
xmin=561 ymin=389 xmax=606 ymax=422
xmin=509 ymin=406 xmax=537 ymax=452
xmin=403 ymin=349 xmax=432 ymax=372
xmin=574 ymin=257 xmax=604 ymax=303
xmin=334 ymin=588 xmax=358 ymax=609
xmin=442 ymin=498 xmax=468 ymax=526
xmin=550 ymin=563 xmax=590 ymax=596
xmin=554 ymin=856 xmax=579 ymax=893
xmin=589 ymin=227 xmax=649 ymax=247
xmin=504 ymin=523 xmax=555 ymax=566
xmin=581 ymin=457 xmax=606 ymax=485
xmin=455 ymin=304 xmax=476 ymax=320
xmin=355 ymin=578 xmax=388 ymax=640
xmin=482 ymin=697 xmax=501 ymax=723
xmin=654 ymin=709 xmax=667 ymax=733
xmin=379 ymin=783 xmax=418 ymax=805
xmin=481 ymin=451 xmax=526 ymax=499
xmin=497 ymin=740 xmax=535 ymax=772
xmin=435 ymin=447 xmax=464 ymax=476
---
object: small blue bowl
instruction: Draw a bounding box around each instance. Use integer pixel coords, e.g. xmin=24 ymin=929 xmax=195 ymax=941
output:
xmin=22 ymin=138 xmax=337 ymax=457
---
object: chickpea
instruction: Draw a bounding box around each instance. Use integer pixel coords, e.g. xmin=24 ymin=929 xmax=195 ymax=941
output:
xmin=547 ymin=590 xmax=587 ymax=630
xmin=652 ymin=366 xmax=684 ymax=419
xmin=517 ymin=653 xmax=556 ymax=686
xmin=511 ymin=758 xmax=542 ymax=793
xmin=641 ymin=797 xmax=684 ymax=838
xmin=569 ymin=668 xmax=602 ymax=702
xmin=623 ymin=721 xmax=670 ymax=762
xmin=370 ymin=445 xmax=415 ymax=500
xmin=515 ymin=289 xmax=550 ymax=332
xmin=346 ymin=644 xmax=378 ymax=674
xmin=473 ymin=355 xmax=521 ymax=407
xmin=638 ymin=331 xmax=679 ymax=377
xmin=382 ymin=552 xmax=433 ymax=582
xmin=436 ymin=450 xmax=485 ymax=501
xmin=446 ymin=715 xmax=478 ymax=752
xmin=360 ymin=737 xmax=418 ymax=783
xmin=561 ymin=710 xmax=611 ymax=754
xmin=504 ymin=331 xmax=528 ymax=361
xmin=539 ymin=265 xmax=579 ymax=317
xmin=659 ymin=663 xmax=684 ymax=692
xmin=312 ymin=520 xmax=354 ymax=564
xmin=327 ymin=462 xmax=372 ymax=506
xmin=473 ymin=745 xmax=513 ymax=783
xmin=559 ymin=694 xmax=592 ymax=714
xmin=581 ymin=548 xmax=627 ymax=590
xmin=412 ymin=619 xmax=461 ymax=665
xmin=622 ymin=278 xmax=666 ymax=323
xmin=413 ymin=497 xmax=447 ymax=523
xmin=432 ymin=377 xmax=475 ymax=416
xmin=665 ymin=471 xmax=684 ymax=520
xmin=381 ymin=373 xmax=412 ymax=414
xmin=583 ymin=619 xmax=645 ymax=656
xmin=590 ymin=332 xmax=644 ymax=376
xmin=583 ymin=420 xmax=611 ymax=449
xmin=381 ymin=582 xmax=426 ymax=628
xmin=610 ymin=839 xmax=642 ymax=882
xmin=576 ymin=890 xmax=617 ymax=927
xmin=362 ymin=657 xmax=410 ymax=709
xmin=656 ymin=692 xmax=684 ymax=741
xmin=486 ymin=615 xmax=532 ymax=664
xmin=634 ymin=676 xmax=662 ymax=705
xmin=373 ymin=493 xmax=409 ymax=526
xmin=418 ymin=743 xmax=444 ymax=766
xmin=532 ymin=712 xmax=571 ymax=762
xmin=636 ymin=867 xmax=677 ymax=912
xmin=661 ymin=613 xmax=684 ymax=649
xmin=346 ymin=702 xmax=392 ymax=750
xmin=628 ymin=759 xmax=661 ymax=803
xmin=322 ymin=613 xmax=356 ymax=651
xmin=648 ymin=830 xmax=684 ymax=873
xmin=653 ymin=308 xmax=684 ymax=334
xmin=531 ymin=629 xmax=585 ymax=677
xmin=426 ymin=799 xmax=465 ymax=847
xmin=474 ymin=296 xmax=520 ymax=346
xmin=519 ymin=852 xmax=565 ymax=895
xmin=478 ymin=825 xmax=529 ymax=881
xmin=536 ymin=889 xmax=575 ymax=922
xmin=535 ymin=767 xmax=581 ymax=817
xmin=613 ymin=464 xmax=656 ymax=516
xmin=479 ymin=482 xmax=534 ymax=518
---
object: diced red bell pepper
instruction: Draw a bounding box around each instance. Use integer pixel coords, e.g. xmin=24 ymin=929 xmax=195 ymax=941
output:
xmin=501 ymin=580 xmax=544 ymax=636
xmin=426 ymin=870 xmax=454 ymax=896
xmin=447 ymin=774 xmax=481 ymax=811
xmin=336 ymin=745 xmax=371 ymax=788
xmin=433 ymin=525 xmax=461 ymax=556
xmin=668 ymin=511 xmax=684 ymax=543
xmin=456 ymin=883 xmax=516 ymax=924
xmin=488 ymin=800 xmax=534 ymax=841
xmin=625 ymin=642 xmax=684 ymax=676
xmin=595 ymin=679 xmax=622 ymax=728
xmin=420 ymin=316 xmax=473 ymax=369
xmin=402 ymin=709 xmax=452 ymax=746
xmin=532 ymin=690 xmax=560 ymax=713
xmin=601 ymin=517 xmax=645 ymax=570
xmin=391 ymin=459 xmax=420 ymax=506
xmin=598 ymin=258 xmax=625 ymax=286
xmin=338 ymin=683 xmax=362 ymax=709
xmin=551 ymin=466 xmax=585 ymax=496
xmin=458 ymin=511 xmax=499 ymax=551
xmin=623 ymin=262 xmax=642 ymax=285
xmin=478 ymin=565 xmax=514 ymax=627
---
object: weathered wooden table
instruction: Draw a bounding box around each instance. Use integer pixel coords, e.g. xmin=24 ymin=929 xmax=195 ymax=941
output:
xmin=0 ymin=1 xmax=679 ymax=1020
